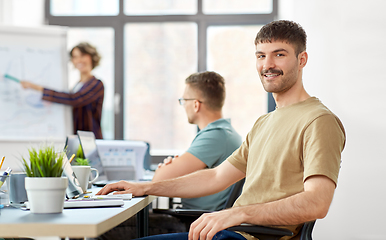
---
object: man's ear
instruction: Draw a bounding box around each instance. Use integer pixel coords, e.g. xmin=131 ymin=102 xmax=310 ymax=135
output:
xmin=299 ymin=51 xmax=308 ymax=69
xmin=194 ymin=100 xmax=201 ymax=113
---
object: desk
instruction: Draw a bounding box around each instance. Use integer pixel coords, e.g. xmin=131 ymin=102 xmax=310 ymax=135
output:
xmin=0 ymin=195 xmax=157 ymax=239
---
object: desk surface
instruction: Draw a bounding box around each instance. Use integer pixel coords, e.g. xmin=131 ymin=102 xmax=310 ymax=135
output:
xmin=0 ymin=195 xmax=157 ymax=238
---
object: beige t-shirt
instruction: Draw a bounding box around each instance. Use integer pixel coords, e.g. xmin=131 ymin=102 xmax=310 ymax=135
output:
xmin=228 ymin=97 xmax=346 ymax=240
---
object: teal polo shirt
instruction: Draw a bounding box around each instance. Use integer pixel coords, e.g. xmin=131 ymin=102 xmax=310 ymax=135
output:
xmin=182 ymin=118 xmax=242 ymax=211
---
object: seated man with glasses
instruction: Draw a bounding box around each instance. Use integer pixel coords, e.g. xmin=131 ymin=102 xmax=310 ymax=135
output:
xmin=152 ymin=71 xmax=242 ymax=210
xmin=97 ymin=71 xmax=242 ymax=240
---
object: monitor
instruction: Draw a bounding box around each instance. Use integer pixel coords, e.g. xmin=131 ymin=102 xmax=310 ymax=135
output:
xmin=95 ymin=140 xmax=149 ymax=181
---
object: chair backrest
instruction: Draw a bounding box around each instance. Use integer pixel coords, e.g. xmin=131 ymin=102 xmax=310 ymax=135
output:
xmin=143 ymin=142 xmax=151 ymax=171
xmin=299 ymin=220 xmax=316 ymax=240
xmin=223 ymin=178 xmax=245 ymax=209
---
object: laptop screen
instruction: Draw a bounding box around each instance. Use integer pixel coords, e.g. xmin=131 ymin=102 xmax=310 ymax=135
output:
xmin=61 ymin=153 xmax=83 ymax=199
xmin=77 ymin=130 xmax=105 ymax=176
xmin=64 ymin=135 xmax=80 ymax=160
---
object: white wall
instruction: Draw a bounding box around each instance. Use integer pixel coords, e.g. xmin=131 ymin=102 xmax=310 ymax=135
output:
xmin=279 ymin=0 xmax=386 ymax=239
xmin=0 ymin=0 xmax=45 ymax=26
xmin=0 ymin=141 xmax=67 ymax=172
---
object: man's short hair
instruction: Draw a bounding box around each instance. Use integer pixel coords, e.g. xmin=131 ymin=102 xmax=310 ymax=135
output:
xmin=185 ymin=71 xmax=225 ymax=111
xmin=70 ymin=42 xmax=101 ymax=69
xmin=255 ymin=20 xmax=307 ymax=56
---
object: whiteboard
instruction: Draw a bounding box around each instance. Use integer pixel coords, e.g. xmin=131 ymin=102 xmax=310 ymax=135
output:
xmin=0 ymin=25 xmax=72 ymax=141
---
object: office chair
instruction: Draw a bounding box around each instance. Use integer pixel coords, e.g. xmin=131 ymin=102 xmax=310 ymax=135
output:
xmin=143 ymin=142 xmax=152 ymax=171
xmin=227 ymin=220 xmax=316 ymax=240
xmin=152 ymin=178 xmax=245 ymax=229
xmin=153 ymin=178 xmax=316 ymax=240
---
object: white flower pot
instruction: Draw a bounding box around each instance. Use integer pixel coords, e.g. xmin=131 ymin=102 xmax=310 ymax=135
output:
xmin=25 ymin=177 xmax=68 ymax=213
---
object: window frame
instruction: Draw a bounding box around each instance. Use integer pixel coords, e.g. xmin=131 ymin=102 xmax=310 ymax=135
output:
xmin=45 ymin=0 xmax=277 ymax=140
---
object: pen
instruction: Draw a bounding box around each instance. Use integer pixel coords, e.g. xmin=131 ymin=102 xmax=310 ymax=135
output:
xmin=0 ymin=167 xmax=12 ymax=188
xmin=69 ymin=154 xmax=75 ymax=164
xmin=4 ymin=74 xmax=20 ymax=83
xmin=0 ymin=156 xmax=5 ymax=169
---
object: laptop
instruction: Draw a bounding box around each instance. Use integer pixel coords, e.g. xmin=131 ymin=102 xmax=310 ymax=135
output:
xmin=77 ymin=130 xmax=105 ymax=177
xmin=61 ymin=149 xmax=127 ymax=208
xmin=64 ymin=135 xmax=80 ymax=160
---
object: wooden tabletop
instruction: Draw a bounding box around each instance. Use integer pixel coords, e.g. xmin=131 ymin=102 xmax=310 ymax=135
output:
xmin=0 ymin=195 xmax=157 ymax=238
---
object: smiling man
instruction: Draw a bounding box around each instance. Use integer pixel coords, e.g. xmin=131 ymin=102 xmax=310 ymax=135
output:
xmin=97 ymin=20 xmax=346 ymax=240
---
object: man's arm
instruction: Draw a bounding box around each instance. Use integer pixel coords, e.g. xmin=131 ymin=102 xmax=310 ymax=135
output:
xmin=152 ymin=152 xmax=207 ymax=182
xmin=97 ymin=161 xmax=245 ymax=199
xmin=188 ymin=175 xmax=335 ymax=240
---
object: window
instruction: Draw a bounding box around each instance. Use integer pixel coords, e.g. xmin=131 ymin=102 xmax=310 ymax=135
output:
xmin=207 ymin=25 xmax=267 ymax=138
xmin=203 ymin=0 xmax=272 ymax=14
xmin=124 ymin=0 xmax=197 ymax=15
xmin=124 ymin=22 xmax=197 ymax=149
xmin=50 ymin=0 xmax=119 ymax=16
xmin=46 ymin=0 xmax=277 ymax=152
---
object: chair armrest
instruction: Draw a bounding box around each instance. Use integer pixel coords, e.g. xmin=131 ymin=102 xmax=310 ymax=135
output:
xmin=227 ymin=223 xmax=293 ymax=240
xmin=153 ymin=209 xmax=294 ymax=239
xmin=152 ymin=208 xmax=213 ymax=217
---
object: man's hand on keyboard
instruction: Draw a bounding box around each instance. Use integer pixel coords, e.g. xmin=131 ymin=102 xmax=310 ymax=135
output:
xmin=96 ymin=180 xmax=147 ymax=197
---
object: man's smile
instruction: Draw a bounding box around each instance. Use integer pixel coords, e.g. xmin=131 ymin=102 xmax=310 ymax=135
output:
xmin=261 ymin=69 xmax=283 ymax=79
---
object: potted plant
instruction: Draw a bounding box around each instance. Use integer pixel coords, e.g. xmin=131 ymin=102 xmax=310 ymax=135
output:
xmin=73 ymin=145 xmax=90 ymax=166
xmin=74 ymin=158 xmax=90 ymax=166
xmin=21 ymin=145 xmax=68 ymax=213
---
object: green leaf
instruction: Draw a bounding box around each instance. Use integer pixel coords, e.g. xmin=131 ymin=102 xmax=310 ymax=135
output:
xmin=20 ymin=144 xmax=64 ymax=177
xmin=74 ymin=158 xmax=90 ymax=166
xmin=76 ymin=145 xmax=84 ymax=159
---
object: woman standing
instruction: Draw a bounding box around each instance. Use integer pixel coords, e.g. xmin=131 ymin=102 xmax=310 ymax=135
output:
xmin=21 ymin=42 xmax=104 ymax=139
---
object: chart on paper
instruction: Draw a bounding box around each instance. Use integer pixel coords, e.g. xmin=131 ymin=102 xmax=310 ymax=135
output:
xmin=0 ymin=26 xmax=70 ymax=140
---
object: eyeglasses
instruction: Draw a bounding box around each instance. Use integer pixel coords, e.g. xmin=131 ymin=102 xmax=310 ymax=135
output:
xmin=178 ymin=98 xmax=202 ymax=106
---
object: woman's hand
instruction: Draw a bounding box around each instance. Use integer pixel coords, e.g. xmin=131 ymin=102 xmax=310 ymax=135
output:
xmin=20 ymin=81 xmax=43 ymax=91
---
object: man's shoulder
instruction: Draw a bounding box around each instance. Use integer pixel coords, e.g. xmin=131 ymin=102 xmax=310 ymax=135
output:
xmin=300 ymin=97 xmax=340 ymax=121
xmin=192 ymin=119 xmax=241 ymax=145
xmin=198 ymin=119 xmax=235 ymax=134
xmin=252 ymin=98 xmax=342 ymax=132
xmin=195 ymin=125 xmax=233 ymax=142
xmin=277 ymin=97 xmax=336 ymax=120
xmin=286 ymin=98 xmax=344 ymax=134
